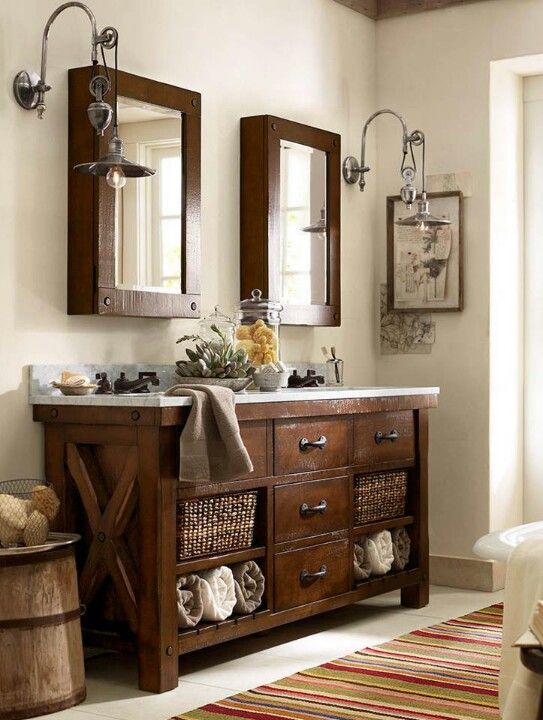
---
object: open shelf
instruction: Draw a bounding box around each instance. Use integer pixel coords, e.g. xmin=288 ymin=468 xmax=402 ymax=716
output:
xmin=353 ymin=515 xmax=415 ymax=537
xmin=176 ymin=545 xmax=266 ymax=575
xmin=178 ymin=609 xmax=271 ymax=653
xmin=354 ymin=567 xmax=419 ymax=590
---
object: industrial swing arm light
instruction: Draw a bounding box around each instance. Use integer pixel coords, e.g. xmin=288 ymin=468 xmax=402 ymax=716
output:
xmin=13 ymin=2 xmax=155 ymax=189
xmin=343 ymin=109 xmax=450 ymax=229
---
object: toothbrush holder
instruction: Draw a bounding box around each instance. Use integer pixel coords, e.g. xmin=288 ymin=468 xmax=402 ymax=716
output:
xmin=326 ymin=359 xmax=344 ymax=386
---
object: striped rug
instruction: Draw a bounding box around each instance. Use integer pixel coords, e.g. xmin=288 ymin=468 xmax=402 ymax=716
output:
xmin=175 ymin=604 xmax=502 ymax=720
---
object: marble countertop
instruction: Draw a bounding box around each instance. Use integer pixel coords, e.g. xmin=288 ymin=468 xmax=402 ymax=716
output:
xmin=28 ymin=364 xmax=439 ymax=407
xmin=30 ymin=386 xmax=440 ymax=407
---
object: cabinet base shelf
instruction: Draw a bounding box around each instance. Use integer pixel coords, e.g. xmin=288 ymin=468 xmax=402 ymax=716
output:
xmin=354 ymin=515 xmax=415 ymax=537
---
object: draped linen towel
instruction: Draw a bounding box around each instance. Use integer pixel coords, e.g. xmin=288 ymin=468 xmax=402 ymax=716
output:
xmin=165 ymin=384 xmax=253 ymax=483
xmin=198 ymin=565 xmax=236 ymax=622
xmin=176 ymin=574 xmax=204 ymax=628
xmin=366 ymin=530 xmax=394 ymax=575
xmin=232 ymin=560 xmax=265 ymax=614
xmin=391 ymin=527 xmax=411 ymax=571
xmin=353 ymin=540 xmax=371 ymax=581
xmin=500 ymin=538 xmax=543 ymax=720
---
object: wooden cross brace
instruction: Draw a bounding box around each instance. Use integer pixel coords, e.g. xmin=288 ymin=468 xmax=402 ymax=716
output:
xmin=66 ymin=443 xmax=139 ymax=633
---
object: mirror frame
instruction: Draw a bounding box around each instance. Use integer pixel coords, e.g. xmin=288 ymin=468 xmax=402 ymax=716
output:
xmin=68 ymin=66 xmax=201 ymax=318
xmin=240 ymin=115 xmax=340 ymax=326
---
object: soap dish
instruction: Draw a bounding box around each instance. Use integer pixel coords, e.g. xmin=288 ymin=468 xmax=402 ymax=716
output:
xmin=50 ymin=382 xmax=97 ymax=396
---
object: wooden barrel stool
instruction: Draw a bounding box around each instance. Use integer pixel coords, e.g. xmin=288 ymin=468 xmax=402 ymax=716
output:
xmin=0 ymin=533 xmax=85 ymax=720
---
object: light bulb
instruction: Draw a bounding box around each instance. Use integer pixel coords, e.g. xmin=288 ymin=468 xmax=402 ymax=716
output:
xmin=419 ymin=221 xmax=427 ymax=233
xmin=106 ymin=166 xmax=126 ymax=189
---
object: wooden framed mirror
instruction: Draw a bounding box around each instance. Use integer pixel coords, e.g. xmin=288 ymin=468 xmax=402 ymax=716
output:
xmin=240 ymin=115 xmax=340 ymax=326
xmin=68 ymin=66 xmax=201 ymax=318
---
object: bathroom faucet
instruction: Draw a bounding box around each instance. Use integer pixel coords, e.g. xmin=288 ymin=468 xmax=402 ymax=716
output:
xmin=113 ymin=372 xmax=160 ymax=394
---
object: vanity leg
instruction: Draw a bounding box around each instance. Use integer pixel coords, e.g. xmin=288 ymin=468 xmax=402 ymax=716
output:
xmin=402 ymin=408 xmax=430 ymax=610
xmin=137 ymin=427 xmax=178 ymax=693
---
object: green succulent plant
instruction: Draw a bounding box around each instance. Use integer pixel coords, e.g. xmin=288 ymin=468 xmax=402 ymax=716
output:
xmin=176 ymin=324 xmax=254 ymax=379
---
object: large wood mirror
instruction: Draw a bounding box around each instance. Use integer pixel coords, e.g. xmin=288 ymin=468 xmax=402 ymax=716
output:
xmin=68 ymin=67 xmax=201 ymax=318
xmin=240 ymin=115 xmax=340 ymax=326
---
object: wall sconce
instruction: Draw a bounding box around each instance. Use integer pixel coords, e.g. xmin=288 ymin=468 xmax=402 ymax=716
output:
xmin=13 ymin=1 xmax=154 ymax=189
xmin=343 ymin=109 xmax=450 ymax=229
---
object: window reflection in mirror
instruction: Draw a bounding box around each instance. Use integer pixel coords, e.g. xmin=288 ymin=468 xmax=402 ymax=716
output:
xmin=115 ymin=98 xmax=182 ymax=294
xmin=279 ymin=140 xmax=327 ymax=306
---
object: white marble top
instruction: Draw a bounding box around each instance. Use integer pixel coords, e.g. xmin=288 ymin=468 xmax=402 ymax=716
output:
xmin=28 ymin=363 xmax=439 ymax=407
xmin=30 ymin=386 xmax=440 ymax=407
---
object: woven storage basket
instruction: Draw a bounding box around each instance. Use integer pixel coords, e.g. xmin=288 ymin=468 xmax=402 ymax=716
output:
xmin=354 ymin=471 xmax=407 ymax=525
xmin=176 ymin=490 xmax=257 ymax=561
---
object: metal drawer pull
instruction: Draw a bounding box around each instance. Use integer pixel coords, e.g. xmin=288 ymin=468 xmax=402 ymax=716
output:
xmin=300 ymin=499 xmax=328 ymax=516
xmin=299 ymin=435 xmax=327 ymax=451
xmin=300 ymin=565 xmax=328 ymax=583
xmin=374 ymin=430 xmax=399 ymax=444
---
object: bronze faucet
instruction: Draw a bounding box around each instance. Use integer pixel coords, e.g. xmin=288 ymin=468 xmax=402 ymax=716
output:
xmin=287 ymin=369 xmax=325 ymax=389
xmin=113 ymin=371 xmax=160 ymax=394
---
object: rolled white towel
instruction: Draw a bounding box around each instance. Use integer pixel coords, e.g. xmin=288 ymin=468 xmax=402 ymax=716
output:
xmin=232 ymin=560 xmax=265 ymax=614
xmin=198 ymin=566 xmax=236 ymax=621
xmin=176 ymin=574 xmax=204 ymax=628
xmin=366 ymin=530 xmax=394 ymax=575
xmin=353 ymin=539 xmax=371 ymax=582
xmin=391 ymin=527 xmax=411 ymax=571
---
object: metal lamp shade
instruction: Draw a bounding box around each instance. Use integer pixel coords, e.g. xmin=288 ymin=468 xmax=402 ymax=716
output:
xmin=73 ymin=134 xmax=155 ymax=178
xmin=395 ymin=196 xmax=451 ymax=228
xmin=301 ymin=207 xmax=326 ymax=233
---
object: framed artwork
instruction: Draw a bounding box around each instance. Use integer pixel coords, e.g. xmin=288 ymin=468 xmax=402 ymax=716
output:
xmin=387 ymin=190 xmax=464 ymax=312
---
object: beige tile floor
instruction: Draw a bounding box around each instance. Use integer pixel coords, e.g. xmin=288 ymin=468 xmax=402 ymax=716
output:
xmin=36 ymin=585 xmax=503 ymax=720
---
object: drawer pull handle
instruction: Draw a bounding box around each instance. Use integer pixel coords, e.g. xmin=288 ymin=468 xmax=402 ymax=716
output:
xmin=375 ymin=430 xmax=399 ymax=444
xmin=299 ymin=435 xmax=327 ymax=451
xmin=300 ymin=499 xmax=328 ymax=516
xmin=300 ymin=565 xmax=328 ymax=584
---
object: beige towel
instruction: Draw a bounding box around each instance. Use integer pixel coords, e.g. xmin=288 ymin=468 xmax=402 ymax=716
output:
xmin=198 ymin=566 xmax=236 ymax=622
xmin=500 ymin=538 xmax=543 ymax=719
xmin=366 ymin=530 xmax=394 ymax=575
xmin=165 ymin=385 xmax=253 ymax=483
xmin=232 ymin=560 xmax=265 ymax=614
xmin=353 ymin=540 xmax=371 ymax=582
xmin=391 ymin=527 xmax=411 ymax=571
xmin=176 ymin=574 xmax=204 ymax=628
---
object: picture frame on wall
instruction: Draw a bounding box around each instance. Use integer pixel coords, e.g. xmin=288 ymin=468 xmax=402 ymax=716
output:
xmin=387 ymin=190 xmax=464 ymax=313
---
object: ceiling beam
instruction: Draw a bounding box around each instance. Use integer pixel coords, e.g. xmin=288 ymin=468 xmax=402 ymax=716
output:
xmin=332 ymin=0 xmax=377 ymax=19
xmin=332 ymin=0 xmax=495 ymax=19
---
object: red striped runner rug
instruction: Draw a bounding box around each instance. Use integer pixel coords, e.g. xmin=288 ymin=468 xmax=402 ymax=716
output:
xmin=175 ymin=604 xmax=502 ymax=720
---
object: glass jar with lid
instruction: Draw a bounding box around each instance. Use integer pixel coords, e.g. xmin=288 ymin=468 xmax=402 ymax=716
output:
xmin=235 ymin=289 xmax=282 ymax=368
xmin=198 ymin=306 xmax=236 ymax=346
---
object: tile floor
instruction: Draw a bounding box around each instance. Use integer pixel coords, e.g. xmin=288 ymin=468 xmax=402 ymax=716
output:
xmin=37 ymin=585 xmax=504 ymax=720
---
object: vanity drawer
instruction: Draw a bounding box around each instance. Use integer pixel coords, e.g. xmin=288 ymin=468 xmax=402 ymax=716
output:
xmin=274 ymin=539 xmax=350 ymax=611
xmin=274 ymin=476 xmax=350 ymax=543
xmin=354 ymin=411 xmax=415 ymax=465
xmin=273 ymin=416 xmax=351 ymax=476
xmin=240 ymin=421 xmax=268 ymax=478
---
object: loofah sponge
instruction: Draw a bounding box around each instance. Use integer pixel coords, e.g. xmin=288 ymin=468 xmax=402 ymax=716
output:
xmin=31 ymin=485 xmax=60 ymax=523
xmin=24 ymin=510 xmax=49 ymax=547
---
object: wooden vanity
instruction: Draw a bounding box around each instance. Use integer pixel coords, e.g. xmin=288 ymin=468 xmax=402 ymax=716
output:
xmin=33 ymin=387 xmax=437 ymax=693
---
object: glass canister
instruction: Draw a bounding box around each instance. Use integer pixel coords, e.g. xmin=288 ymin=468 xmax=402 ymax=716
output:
xmin=235 ymin=289 xmax=282 ymax=368
xmin=198 ymin=306 xmax=236 ymax=345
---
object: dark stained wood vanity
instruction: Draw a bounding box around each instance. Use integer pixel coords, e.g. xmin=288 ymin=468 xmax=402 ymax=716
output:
xmin=34 ymin=390 xmax=437 ymax=693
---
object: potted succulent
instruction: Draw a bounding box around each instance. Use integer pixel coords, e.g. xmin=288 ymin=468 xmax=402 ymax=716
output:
xmin=175 ymin=324 xmax=255 ymax=392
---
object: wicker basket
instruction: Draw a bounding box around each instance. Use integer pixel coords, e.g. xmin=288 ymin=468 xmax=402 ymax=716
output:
xmin=176 ymin=490 xmax=258 ymax=561
xmin=354 ymin=471 xmax=407 ymax=525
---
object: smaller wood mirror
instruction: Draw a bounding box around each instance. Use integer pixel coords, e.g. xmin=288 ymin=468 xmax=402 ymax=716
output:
xmin=240 ymin=115 xmax=340 ymax=326
xmin=68 ymin=66 xmax=201 ymax=318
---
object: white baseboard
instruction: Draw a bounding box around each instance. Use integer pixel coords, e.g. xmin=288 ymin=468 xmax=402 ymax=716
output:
xmin=430 ymin=554 xmax=506 ymax=592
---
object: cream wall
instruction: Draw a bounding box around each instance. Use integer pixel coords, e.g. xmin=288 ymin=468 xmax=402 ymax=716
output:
xmin=375 ymin=0 xmax=543 ymax=565
xmin=0 ymin=0 xmax=376 ymax=479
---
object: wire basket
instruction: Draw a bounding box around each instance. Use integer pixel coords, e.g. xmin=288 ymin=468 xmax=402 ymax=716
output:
xmin=176 ymin=491 xmax=258 ymax=561
xmin=0 ymin=479 xmax=49 ymax=499
xmin=354 ymin=471 xmax=408 ymax=526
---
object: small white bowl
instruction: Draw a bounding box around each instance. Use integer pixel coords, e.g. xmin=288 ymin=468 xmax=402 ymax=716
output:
xmin=252 ymin=372 xmax=288 ymax=392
